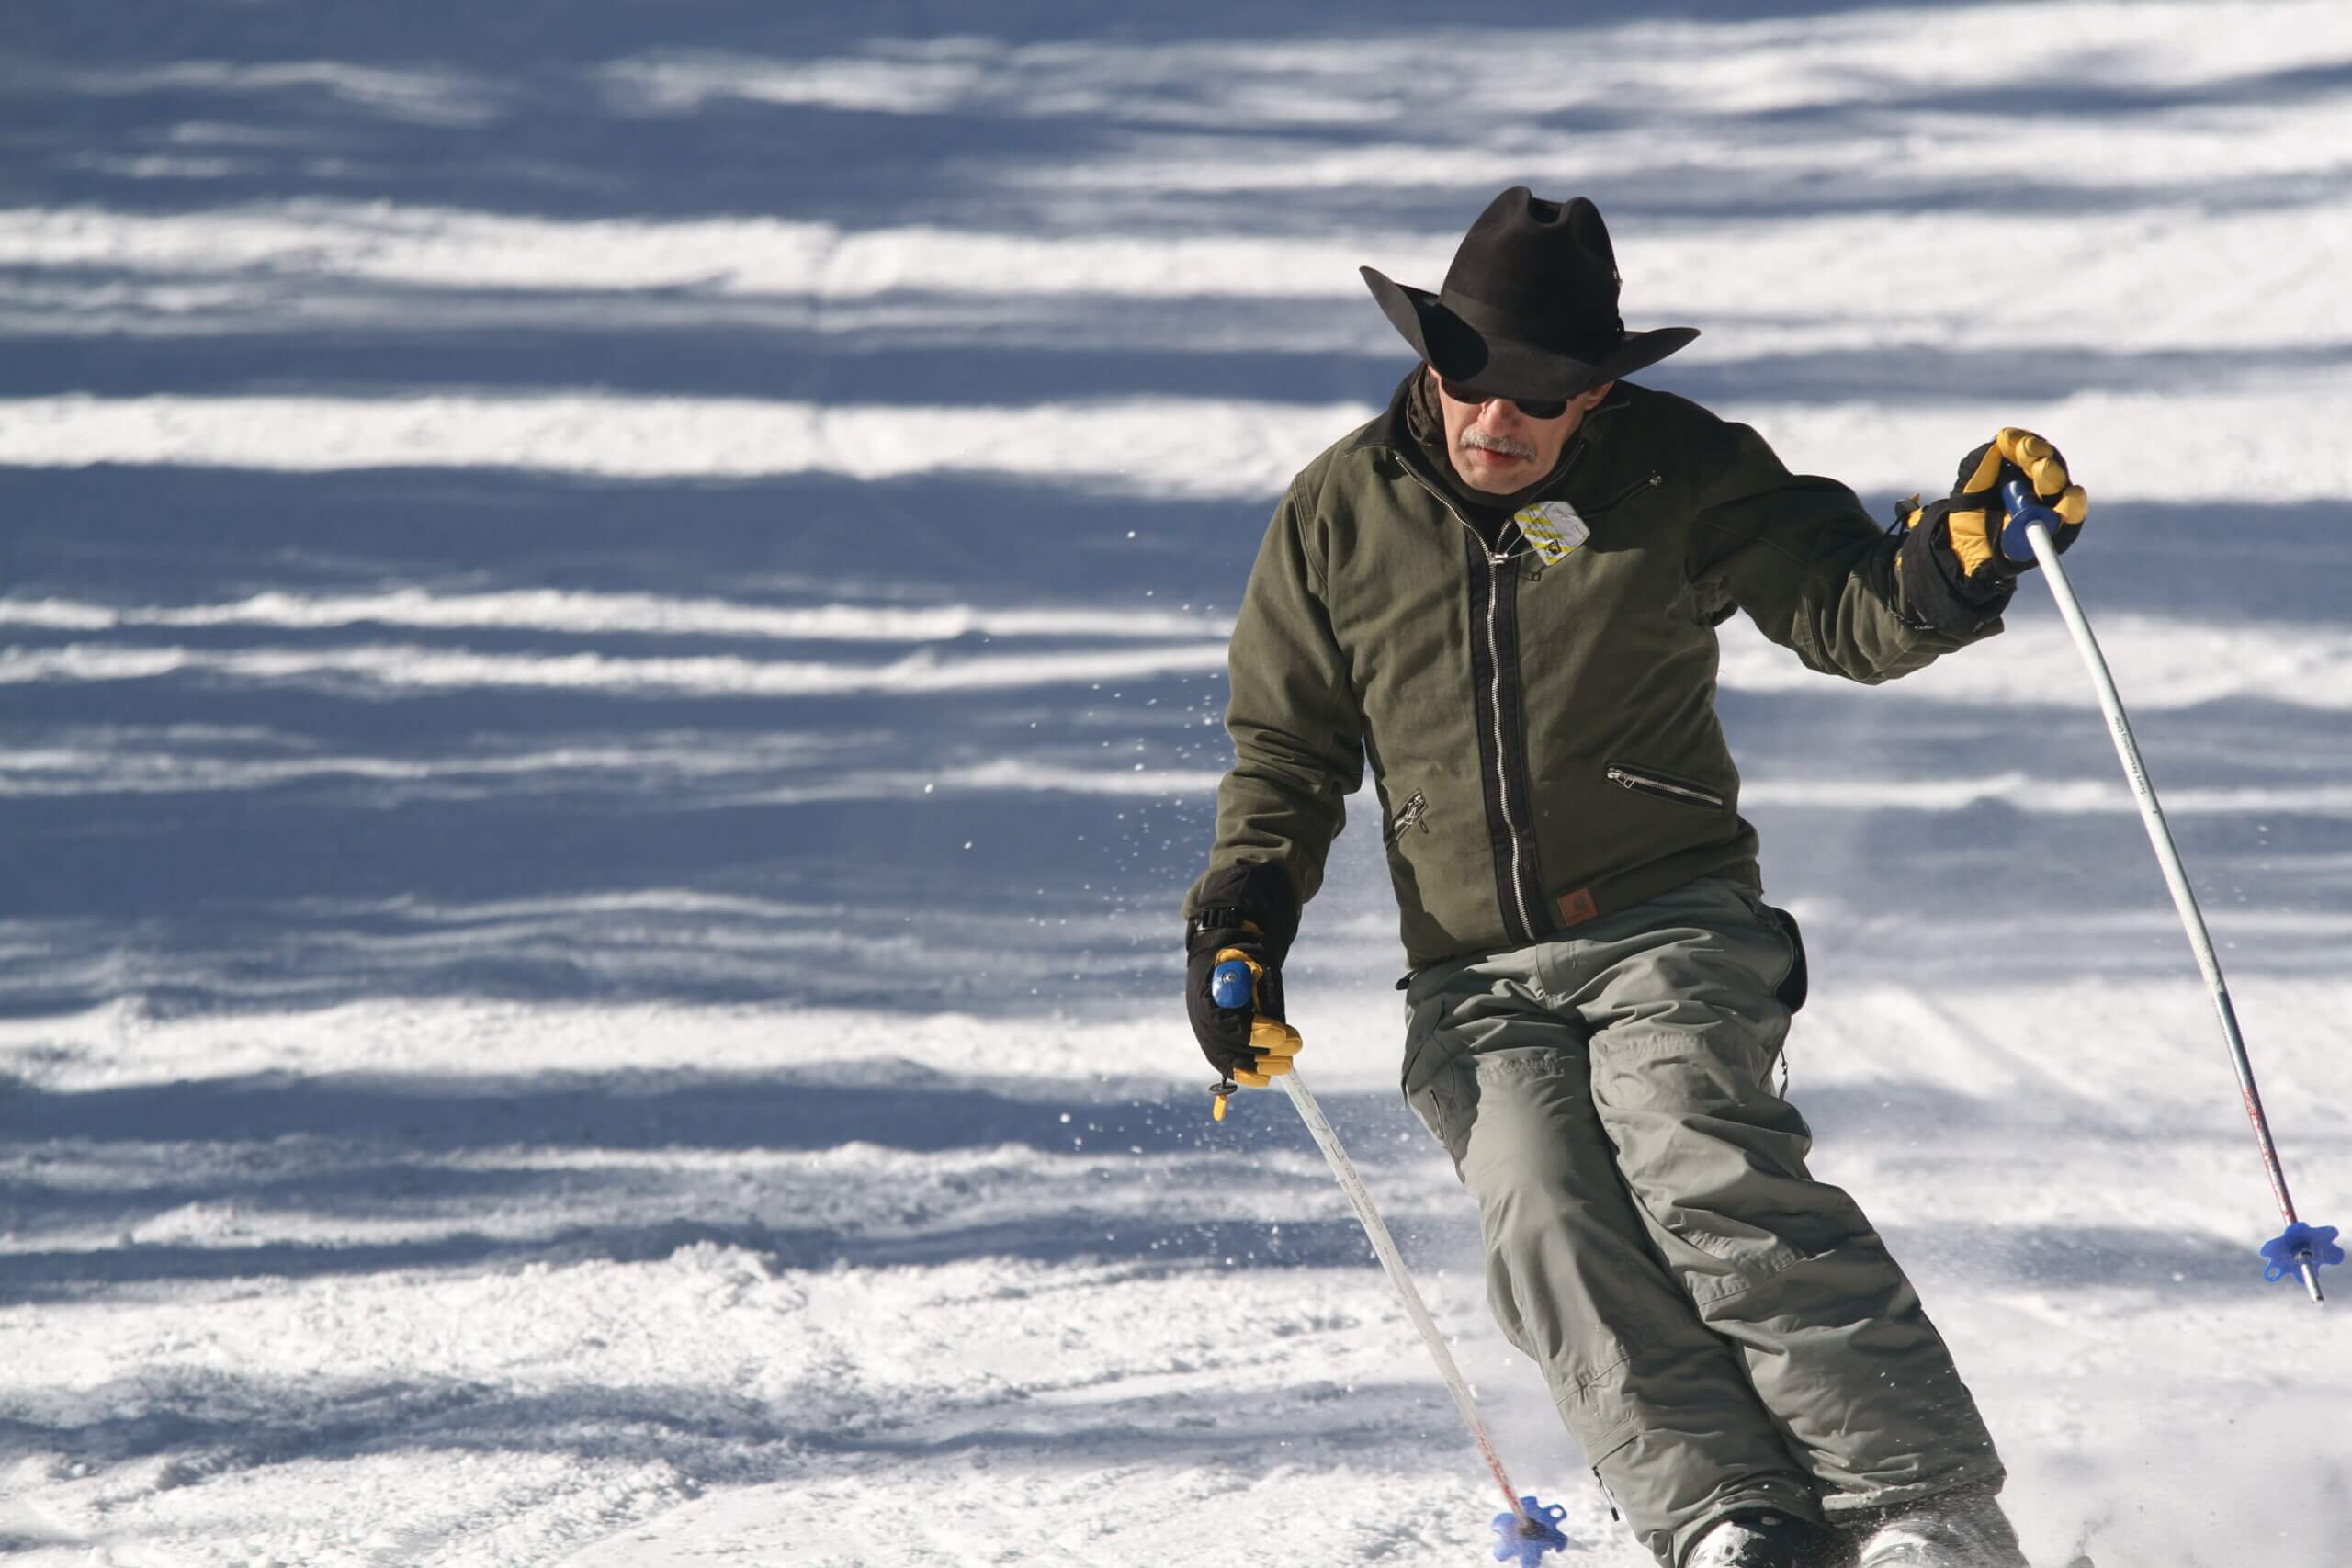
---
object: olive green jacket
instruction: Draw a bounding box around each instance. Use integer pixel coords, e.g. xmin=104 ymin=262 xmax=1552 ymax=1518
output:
xmin=1185 ymin=370 xmax=2007 ymax=970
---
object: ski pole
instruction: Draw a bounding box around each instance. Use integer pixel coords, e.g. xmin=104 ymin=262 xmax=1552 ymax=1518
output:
xmin=1210 ymin=961 xmax=1569 ymax=1565
xmin=2002 ymin=479 xmax=2340 ymax=1303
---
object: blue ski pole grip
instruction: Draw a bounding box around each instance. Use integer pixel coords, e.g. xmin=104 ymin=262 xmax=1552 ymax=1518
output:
xmin=1207 ymin=959 xmax=1255 ymax=1121
xmin=1210 ymin=958 xmax=1254 ymax=1010
xmin=1999 ymin=476 xmax=2063 ymax=565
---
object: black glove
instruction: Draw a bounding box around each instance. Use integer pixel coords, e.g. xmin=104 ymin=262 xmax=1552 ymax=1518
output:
xmin=1183 ymin=863 xmax=1302 ymax=1089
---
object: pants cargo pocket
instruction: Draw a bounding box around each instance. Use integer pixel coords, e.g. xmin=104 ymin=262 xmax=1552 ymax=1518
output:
xmin=1404 ymin=1073 xmax=1466 ymax=1175
xmin=1399 ymin=978 xmax=1475 ymax=1173
xmin=1729 ymin=886 xmax=1808 ymax=1015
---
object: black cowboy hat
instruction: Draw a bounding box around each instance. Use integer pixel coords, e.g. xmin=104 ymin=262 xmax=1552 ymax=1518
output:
xmin=1361 ymin=187 xmax=1697 ymax=402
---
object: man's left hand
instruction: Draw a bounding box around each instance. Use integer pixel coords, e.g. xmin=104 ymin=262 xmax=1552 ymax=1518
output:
xmin=1184 ymin=863 xmax=1305 ymax=1089
xmin=1188 ymin=941 xmax=1303 ymax=1087
xmin=1902 ymin=426 xmax=2089 ymax=582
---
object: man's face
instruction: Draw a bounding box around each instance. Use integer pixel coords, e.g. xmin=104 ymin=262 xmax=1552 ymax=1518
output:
xmin=1432 ymin=368 xmax=1614 ymax=495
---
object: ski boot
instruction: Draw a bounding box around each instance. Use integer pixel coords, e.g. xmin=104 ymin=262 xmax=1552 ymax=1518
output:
xmin=1846 ymin=1484 xmax=2030 ymax=1568
xmin=1684 ymin=1510 xmax=1843 ymax=1568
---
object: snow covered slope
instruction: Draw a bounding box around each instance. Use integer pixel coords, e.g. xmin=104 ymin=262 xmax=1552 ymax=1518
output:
xmin=1 ymin=3 xmax=2346 ymax=1565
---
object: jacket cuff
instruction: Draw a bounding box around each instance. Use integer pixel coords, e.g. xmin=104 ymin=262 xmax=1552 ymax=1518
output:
xmin=1187 ymin=863 xmax=1302 ymax=966
xmin=1895 ymin=510 xmax=2014 ymax=636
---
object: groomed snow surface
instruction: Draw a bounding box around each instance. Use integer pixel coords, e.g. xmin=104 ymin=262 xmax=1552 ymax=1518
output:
xmin=3 ymin=4 xmax=2349 ymax=1565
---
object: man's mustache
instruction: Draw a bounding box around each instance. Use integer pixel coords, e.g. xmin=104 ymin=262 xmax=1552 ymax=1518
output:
xmin=1461 ymin=427 xmax=1536 ymax=460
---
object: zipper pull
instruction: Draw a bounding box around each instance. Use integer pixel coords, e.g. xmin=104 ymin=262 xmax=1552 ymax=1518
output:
xmin=1385 ymin=791 xmax=1430 ymax=847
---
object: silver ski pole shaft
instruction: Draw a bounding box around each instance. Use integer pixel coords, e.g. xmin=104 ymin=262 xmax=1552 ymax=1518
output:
xmin=2019 ymin=500 xmax=2323 ymax=1304
xmin=1278 ymin=1071 xmax=1534 ymax=1524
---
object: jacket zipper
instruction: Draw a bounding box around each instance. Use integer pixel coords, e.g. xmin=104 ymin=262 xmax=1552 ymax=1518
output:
xmin=1396 ymin=461 xmax=1549 ymax=947
xmin=1605 ymin=765 xmax=1725 ymax=809
xmin=1482 ymin=545 xmax=1539 ymax=942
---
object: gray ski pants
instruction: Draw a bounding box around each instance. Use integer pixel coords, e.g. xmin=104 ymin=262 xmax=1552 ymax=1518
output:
xmin=1399 ymin=876 xmax=2004 ymax=1567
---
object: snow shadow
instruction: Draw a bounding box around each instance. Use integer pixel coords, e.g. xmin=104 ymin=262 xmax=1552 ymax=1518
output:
xmin=0 ymin=1063 xmax=2279 ymax=1303
xmin=0 ymin=1214 xmax=1405 ymax=1301
xmin=2 ymin=1066 xmax=1326 ymax=1158
xmin=0 ymin=317 xmax=1396 ymax=407
xmin=0 ymin=1064 xmax=1457 ymax=1303
xmin=12 ymin=315 xmax=2348 ymax=415
xmin=0 ymin=465 xmax=1251 ymax=607
xmin=0 ymin=1366 xmax=1464 ymax=1502
xmin=6 ymin=2 xmax=2345 ymax=234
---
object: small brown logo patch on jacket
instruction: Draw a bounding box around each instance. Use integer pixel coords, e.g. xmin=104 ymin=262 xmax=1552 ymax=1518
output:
xmin=1556 ymin=887 xmax=1599 ymax=924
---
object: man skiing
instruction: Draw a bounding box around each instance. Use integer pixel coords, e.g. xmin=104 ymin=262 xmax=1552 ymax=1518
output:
xmin=1181 ymin=188 xmax=2089 ymax=1568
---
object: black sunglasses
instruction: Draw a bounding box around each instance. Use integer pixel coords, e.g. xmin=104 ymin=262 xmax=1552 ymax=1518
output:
xmin=1436 ymin=377 xmax=1568 ymax=421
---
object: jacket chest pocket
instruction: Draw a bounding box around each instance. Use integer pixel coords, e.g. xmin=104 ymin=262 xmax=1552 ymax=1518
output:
xmin=1521 ymin=470 xmax=1663 ymax=584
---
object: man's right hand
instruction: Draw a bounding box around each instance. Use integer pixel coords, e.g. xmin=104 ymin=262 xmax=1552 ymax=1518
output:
xmin=1903 ymin=426 xmax=2089 ymax=583
xmin=1183 ymin=864 xmax=1304 ymax=1087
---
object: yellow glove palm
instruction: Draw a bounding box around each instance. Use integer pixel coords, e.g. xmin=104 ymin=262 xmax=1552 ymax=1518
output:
xmin=1213 ymin=945 xmax=1304 ymax=1087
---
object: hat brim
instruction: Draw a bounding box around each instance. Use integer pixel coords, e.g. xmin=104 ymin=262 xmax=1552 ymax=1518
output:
xmin=1361 ymin=266 xmax=1697 ymax=401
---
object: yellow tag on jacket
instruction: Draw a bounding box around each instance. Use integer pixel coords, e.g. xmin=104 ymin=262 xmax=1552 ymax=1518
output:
xmin=1515 ymin=501 xmax=1590 ymax=564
